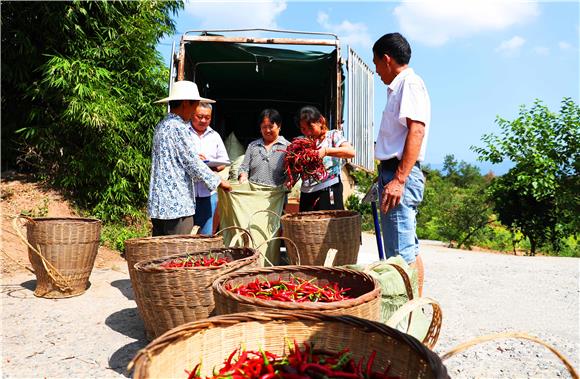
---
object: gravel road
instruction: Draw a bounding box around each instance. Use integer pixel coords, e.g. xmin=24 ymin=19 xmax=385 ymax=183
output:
xmin=1 ymin=235 xmax=578 ymax=378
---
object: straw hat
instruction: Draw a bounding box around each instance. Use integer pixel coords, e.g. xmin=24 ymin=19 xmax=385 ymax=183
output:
xmin=155 ymin=81 xmax=215 ymax=104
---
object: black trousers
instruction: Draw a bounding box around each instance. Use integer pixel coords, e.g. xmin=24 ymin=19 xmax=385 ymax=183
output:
xmin=299 ymin=181 xmax=344 ymax=212
xmin=151 ymin=215 xmax=194 ymax=236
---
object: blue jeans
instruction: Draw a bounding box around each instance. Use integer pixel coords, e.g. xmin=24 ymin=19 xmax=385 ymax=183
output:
xmin=194 ymin=193 xmax=218 ymax=235
xmin=378 ymin=164 xmax=425 ymax=263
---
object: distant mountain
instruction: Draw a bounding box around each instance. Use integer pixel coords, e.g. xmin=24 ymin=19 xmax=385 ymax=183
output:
xmin=423 ymin=161 xmax=514 ymax=176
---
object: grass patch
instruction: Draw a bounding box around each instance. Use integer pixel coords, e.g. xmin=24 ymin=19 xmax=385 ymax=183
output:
xmin=101 ymin=220 xmax=150 ymax=252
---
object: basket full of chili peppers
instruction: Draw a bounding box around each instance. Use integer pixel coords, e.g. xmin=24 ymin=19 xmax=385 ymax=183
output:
xmin=129 ymin=311 xmax=449 ymax=379
xmin=282 ymin=137 xmax=327 ymax=189
xmin=212 ymin=265 xmax=381 ymax=321
xmin=133 ymin=247 xmax=260 ymax=339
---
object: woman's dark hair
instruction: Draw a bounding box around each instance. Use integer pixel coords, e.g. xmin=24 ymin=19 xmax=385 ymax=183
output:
xmin=298 ymin=105 xmax=323 ymax=123
xmin=372 ymin=32 xmax=411 ymax=65
xmin=297 ymin=105 xmax=327 ymax=131
xmin=258 ymin=108 xmax=282 ymax=127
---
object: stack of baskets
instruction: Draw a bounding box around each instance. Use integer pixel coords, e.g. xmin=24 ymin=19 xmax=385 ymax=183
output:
xmin=281 ymin=210 xmax=361 ymax=266
xmin=133 ymin=247 xmax=260 ymax=338
xmin=13 ymin=216 xmax=102 ymax=298
xmin=212 ymin=265 xmax=381 ymax=321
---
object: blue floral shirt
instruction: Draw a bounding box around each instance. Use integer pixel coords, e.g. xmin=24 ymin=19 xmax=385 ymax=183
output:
xmin=148 ymin=113 xmax=221 ymax=219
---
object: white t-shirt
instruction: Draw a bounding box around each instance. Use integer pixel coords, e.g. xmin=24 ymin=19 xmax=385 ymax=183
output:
xmin=375 ymin=67 xmax=431 ymax=162
xmin=192 ymin=127 xmax=229 ymax=197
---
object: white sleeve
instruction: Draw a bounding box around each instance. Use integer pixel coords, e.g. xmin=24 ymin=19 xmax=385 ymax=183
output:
xmin=214 ymin=135 xmax=230 ymax=162
xmin=399 ymin=80 xmax=430 ymax=126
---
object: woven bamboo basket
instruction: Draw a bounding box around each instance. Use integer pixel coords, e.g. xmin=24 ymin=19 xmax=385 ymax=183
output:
xmin=124 ymin=234 xmax=225 ymax=339
xmin=133 ymin=247 xmax=260 ymax=339
xmin=129 ymin=311 xmax=449 ymax=379
xmin=212 ymin=265 xmax=381 ymax=321
xmin=12 ymin=216 xmax=102 ymax=298
xmin=280 ymin=210 xmax=361 ymax=266
xmin=442 ymin=332 xmax=578 ymax=378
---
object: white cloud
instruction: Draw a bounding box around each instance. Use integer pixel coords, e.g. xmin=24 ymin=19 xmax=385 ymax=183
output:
xmin=533 ymin=46 xmax=549 ymax=56
xmin=393 ymin=0 xmax=539 ymax=46
xmin=558 ymin=41 xmax=572 ymax=50
xmin=495 ymin=36 xmax=525 ymax=55
xmin=317 ymin=12 xmax=372 ymax=48
xmin=184 ymin=0 xmax=287 ymax=30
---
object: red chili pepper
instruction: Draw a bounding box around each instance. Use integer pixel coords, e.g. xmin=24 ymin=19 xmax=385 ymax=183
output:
xmin=282 ymin=137 xmax=327 ymax=189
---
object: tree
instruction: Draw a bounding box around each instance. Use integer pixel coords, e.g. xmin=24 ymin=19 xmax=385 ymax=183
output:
xmin=442 ymin=154 xmax=485 ymax=188
xmin=2 ymin=1 xmax=183 ymax=221
xmin=472 ymin=98 xmax=579 ymax=255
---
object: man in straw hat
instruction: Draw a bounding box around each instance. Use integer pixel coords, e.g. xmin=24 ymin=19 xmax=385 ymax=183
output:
xmin=148 ymin=81 xmax=232 ymax=236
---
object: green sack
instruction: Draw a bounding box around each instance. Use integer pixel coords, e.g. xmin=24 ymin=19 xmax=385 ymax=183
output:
xmin=344 ymin=257 xmax=431 ymax=342
xmin=218 ymin=182 xmax=286 ymax=266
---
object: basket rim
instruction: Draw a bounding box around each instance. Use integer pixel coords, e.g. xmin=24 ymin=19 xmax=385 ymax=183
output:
xmin=125 ymin=234 xmax=222 ymax=245
xmin=212 ymin=265 xmax=381 ymax=310
xmin=134 ymin=247 xmax=259 ymax=273
xmin=25 ymin=217 xmax=102 ymax=224
xmin=280 ymin=210 xmax=360 ymax=221
xmin=129 ymin=311 xmax=449 ymax=379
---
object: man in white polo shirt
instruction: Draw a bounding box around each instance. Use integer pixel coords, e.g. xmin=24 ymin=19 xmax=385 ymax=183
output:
xmin=190 ymin=102 xmax=229 ymax=235
xmin=372 ymin=32 xmax=430 ymax=290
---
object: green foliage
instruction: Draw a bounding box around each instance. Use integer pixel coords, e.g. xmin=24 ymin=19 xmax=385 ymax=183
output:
xmin=345 ymin=194 xmax=374 ymax=232
xmin=472 ymin=98 xmax=580 ymax=255
xmin=2 ymin=1 xmax=183 ymax=222
xmin=20 ymin=198 xmax=50 ymax=218
xmin=346 ymin=166 xmax=378 ymax=232
xmin=101 ymin=218 xmax=150 ymax=252
xmin=442 ymin=154 xmax=486 ymax=188
xmin=349 ymin=166 xmax=376 ymax=195
xmin=417 ymin=161 xmax=494 ymax=249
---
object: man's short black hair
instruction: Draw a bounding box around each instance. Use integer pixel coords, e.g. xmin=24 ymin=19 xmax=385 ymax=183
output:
xmin=169 ymin=100 xmax=183 ymax=110
xmin=372 ymin=32 xmax=411 ymax=65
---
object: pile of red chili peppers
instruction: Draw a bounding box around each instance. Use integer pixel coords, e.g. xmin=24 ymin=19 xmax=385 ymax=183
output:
xmin=282 ymin=138 xmax=327 ymax=189
xmin=186 ymin=340 xmax=401 ymax=379
xmin=159 ymin=254 xmax=231 ymax=269
xmin=225 ymin=276 xmax=351 ymax=303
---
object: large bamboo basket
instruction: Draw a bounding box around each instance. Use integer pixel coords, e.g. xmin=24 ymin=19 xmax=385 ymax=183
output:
xmin=280 ymin=210 xmax=361 ymax=266
xmin=124 ymin=234 xmax=224 ymax=339
xmin=212 ymin=265 xmax=381 ymax=321
xmin=129 ymin=311 xmax=449 ymax=379
xmin=13 ymin=216 xmax=102 ymax=298
xmin=133 ymin=247 xmax=260 ymax=339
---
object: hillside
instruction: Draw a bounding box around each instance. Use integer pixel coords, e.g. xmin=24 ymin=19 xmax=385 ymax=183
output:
xmin=0 ymin=172 xmax=125 ymax=277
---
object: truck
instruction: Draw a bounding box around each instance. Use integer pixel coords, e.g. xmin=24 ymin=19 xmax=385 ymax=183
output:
xmin=168 ymin=28 xmax=375 ymax=173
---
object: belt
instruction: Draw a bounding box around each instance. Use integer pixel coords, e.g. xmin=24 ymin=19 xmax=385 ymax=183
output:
xmin=380 ymin=158 xmax=421 ymax=171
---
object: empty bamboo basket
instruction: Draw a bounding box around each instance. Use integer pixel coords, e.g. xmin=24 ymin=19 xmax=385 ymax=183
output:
xmin=13 ymin=216 xmax=102 ymax=298
xmin=281 ymin=210 xmax=361 ymax=266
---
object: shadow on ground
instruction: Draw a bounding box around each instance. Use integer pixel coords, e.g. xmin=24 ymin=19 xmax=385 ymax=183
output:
xmin=109 ymin=339 xmax=148 ymax=377
xmin=111 ymin=279 xmax=134 ymax=300
xmin=106 ymin=307 xmax=148 ymax=377
xmin=20 ymin=279 xmax=36 ymax=292
xmin=106 ymin=307 xmax=144 ymax=340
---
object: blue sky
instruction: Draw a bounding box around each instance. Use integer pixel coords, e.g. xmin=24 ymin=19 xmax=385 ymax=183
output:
xmin=157 ymin=1 xmax=579 ymax=173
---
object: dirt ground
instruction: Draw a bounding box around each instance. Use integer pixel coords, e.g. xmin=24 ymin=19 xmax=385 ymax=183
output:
xmin=0 ymin=172 xmax=126 ymax=277
xmin=1 ymin=175 xmax=578 ymax=378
